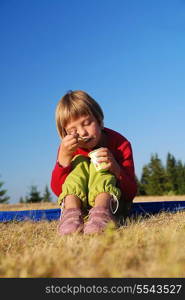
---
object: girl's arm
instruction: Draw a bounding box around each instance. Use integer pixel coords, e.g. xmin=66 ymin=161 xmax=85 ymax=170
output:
xmin=116 ymin=141 xmax=137 ymax=202
xmin=50 ymin=161 xmax=72 ymax=197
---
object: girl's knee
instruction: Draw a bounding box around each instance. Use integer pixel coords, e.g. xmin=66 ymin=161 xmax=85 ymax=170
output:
xmin=64 ymin=195 xmax=82 ymax=209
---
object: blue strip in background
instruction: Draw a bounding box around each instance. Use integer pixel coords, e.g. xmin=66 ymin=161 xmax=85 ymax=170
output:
xmin=0 ymin=201 xmax=185 ymax=222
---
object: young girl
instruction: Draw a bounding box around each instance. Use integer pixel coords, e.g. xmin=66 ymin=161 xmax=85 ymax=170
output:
xmin=51 ymin=90 xmax=137 ymax=235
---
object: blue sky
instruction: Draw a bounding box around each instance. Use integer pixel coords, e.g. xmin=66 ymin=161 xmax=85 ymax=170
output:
xmin=0 ymin=0 xmax=185 ymax=203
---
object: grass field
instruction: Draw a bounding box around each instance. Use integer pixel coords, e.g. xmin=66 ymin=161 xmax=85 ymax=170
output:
xmin=0 ymin=196 xmax=185 ymax=278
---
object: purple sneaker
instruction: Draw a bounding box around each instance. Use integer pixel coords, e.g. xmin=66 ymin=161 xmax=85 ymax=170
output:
xmin=58 ymin=208 xmax=84 ymax=235
xmin=84 ymin=206 xmax=117 ymax=234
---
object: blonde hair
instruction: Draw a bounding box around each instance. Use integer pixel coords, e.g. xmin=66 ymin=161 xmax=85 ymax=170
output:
xmin=55 ymin=90 xmax=104 ymax=138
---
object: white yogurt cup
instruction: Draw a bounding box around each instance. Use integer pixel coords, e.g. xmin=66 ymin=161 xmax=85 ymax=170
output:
xmin=88 ymin=148 xmax=108 ymax=171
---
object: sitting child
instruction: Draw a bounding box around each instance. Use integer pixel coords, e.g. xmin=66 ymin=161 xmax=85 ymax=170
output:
xmin=51 ymin=90 xmax=137 ymax=234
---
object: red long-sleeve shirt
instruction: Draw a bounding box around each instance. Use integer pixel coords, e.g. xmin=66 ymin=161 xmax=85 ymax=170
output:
xmin=51 ymin=127 xmax=137 ymax=202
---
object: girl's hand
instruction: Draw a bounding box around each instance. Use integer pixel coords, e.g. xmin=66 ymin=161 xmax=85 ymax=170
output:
xmin=95 ymin=147 xmax=121 ymax=179
xmin=58 ymin=134 xmax=79 ymax=167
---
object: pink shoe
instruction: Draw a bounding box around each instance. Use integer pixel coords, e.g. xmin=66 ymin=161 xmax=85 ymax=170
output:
xmin=84 ymin=206 xmax=117 ymax=234
xmin=58 ymin=208 xmax=84 ymax=235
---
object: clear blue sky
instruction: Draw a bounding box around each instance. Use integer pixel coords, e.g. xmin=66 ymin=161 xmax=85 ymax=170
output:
xmin=0 ymin=0 xmax=185 ymax=203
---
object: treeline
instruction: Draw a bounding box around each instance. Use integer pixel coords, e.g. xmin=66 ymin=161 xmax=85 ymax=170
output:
xmin=137 ymin=153 xmax=185 ymax=196
xmin=19 ymin=185 xmax=52 ymax=203
xmin=0 ymin=182 xmax=53 ymax=204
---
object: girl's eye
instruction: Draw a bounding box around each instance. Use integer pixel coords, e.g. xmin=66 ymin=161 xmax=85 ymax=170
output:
xmin=84 ymin=119 xmax=91 ymax=126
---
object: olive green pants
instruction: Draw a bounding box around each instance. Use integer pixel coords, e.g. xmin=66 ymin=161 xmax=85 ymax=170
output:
xmin=58 ymin=155 xmax=121 ymax=210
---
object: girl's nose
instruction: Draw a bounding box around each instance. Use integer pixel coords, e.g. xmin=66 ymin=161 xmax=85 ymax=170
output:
xmin=78 ymin=127 xmax=88 ymax=137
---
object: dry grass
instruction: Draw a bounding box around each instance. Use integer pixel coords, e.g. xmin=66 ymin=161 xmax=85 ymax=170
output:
xmin=0 ymin=196 xmax=185 ymax=278
xmin=134 ymin=195 xmax=185 ymax=202
xmin=0 ymin=201 xmax=59 ymax=211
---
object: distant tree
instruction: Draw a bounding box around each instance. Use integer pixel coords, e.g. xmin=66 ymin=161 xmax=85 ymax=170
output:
xmin=42 ymin=185 xmax=52 ymax=202
xmin=139 ymin=154 xmax=166 ymax=195
xmin=165 ymin=153 xmax=178 ymax=194
xmin=25 ymin=185 xmax=43 ymax=203
xmin=139 ymin=165 xmax=151 ymax=195
xmin=176 ymin=160 xmax=185 ymax=195
xmin=19 ymin=196 xmax=25 ymax=203
xmin=0 ymin=179 xmax=10 ymax=204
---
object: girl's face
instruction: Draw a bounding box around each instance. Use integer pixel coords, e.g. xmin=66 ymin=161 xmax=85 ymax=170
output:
xmin=65 ymin=114 xmax=102 ymax=149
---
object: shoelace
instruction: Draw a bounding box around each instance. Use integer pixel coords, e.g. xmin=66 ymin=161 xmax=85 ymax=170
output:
xmin=109 ymin=195 xmax=119 ymax=214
